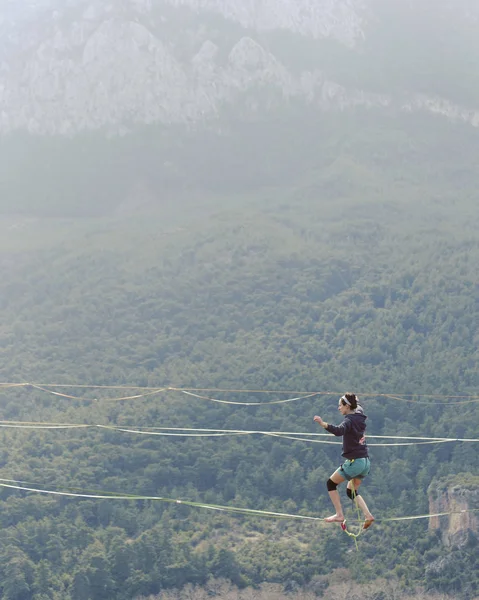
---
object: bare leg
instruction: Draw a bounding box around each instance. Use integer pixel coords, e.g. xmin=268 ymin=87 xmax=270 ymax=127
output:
xmin=347 ymin=479 xmax=375 ymax=528
xmin=325 ymin=470 xmax=346 ymax=523
xmin=326 ymin=490 xmax=345 ymax=522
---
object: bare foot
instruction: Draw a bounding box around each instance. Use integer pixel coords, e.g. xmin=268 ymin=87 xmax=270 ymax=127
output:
xmin=324 ymin=515 xmax=345 ymax=523
xmin=363 ymin=517 xmax=375 ymax=530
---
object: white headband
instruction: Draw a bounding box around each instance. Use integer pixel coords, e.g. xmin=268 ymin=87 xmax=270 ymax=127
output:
xmin=341 ymin=395 xmax=360 ymax=406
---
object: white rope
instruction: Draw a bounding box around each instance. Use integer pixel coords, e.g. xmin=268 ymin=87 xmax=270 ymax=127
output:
xmin=30 ymin=384 xmax=167 ymax=403
xmin=0 ymin=421 xmax=476 ymax=445
xmin=181 ymin=390 xmax=319 ymax=405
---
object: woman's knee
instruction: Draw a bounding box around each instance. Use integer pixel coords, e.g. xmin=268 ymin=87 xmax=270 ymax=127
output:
xmin=347 ymin=478 xmax=362 ymax=490
xmin=346 ymin=487 xmax=360 ymax=499
xmin=327 ymin=478 xmax=338 ymax=491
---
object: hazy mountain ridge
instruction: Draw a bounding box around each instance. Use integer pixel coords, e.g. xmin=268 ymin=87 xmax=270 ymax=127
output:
xmin=1 ymin=0 xmax=479 ymax=135
xmin=160 ymin=0 xmax=367 ymax=44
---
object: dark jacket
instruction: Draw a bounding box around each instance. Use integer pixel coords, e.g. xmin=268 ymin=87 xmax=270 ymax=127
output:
xmin=325 ymin=407 xmax=368 ymax=459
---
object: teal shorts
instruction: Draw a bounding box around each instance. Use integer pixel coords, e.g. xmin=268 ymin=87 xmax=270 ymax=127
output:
xmin=339 ymin=457 xmax=370 ymax=481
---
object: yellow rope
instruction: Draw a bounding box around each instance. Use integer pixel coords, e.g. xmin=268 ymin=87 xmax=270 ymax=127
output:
xmin=340 ymin=480 xmax=364 ymax=550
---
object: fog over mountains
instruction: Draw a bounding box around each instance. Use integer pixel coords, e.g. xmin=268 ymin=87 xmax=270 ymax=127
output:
xmin=1 ymin=0 xmax=478 ymax=135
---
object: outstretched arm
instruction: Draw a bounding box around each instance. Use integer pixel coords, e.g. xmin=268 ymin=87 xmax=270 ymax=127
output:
xmin=314 ymin=415 xmax=350 ymax=437
xmin=313 ymin=415 xmax=328 ymax=429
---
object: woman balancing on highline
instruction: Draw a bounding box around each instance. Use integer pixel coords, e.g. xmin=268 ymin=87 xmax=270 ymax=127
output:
xmin=314 ymin=393 xmax=375 ymax=529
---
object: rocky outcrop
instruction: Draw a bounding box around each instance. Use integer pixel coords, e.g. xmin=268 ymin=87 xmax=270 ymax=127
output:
xmin=160 ymin=0 xmax=367 ymax=46
xmin=428 ymin=476 xmax=479 ymax=548
xmin=0 ymin=0 xmax=478 ymax=135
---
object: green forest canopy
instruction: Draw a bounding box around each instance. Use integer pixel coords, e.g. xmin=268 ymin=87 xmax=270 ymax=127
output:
xmin=0 ymin=110 xmax=478 ymax=600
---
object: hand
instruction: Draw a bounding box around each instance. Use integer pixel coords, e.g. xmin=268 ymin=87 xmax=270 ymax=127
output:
xmin=313 ymin=415 xmax=324 ymax=426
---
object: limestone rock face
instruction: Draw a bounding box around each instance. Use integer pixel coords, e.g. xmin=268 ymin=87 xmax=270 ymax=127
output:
xmin=429 ymin=479 xmax=479 ymax=548
xmin=1 ymin=0 xmax=479 ymax=135
xmin=159 ymin=0 xmax=367 ymax=46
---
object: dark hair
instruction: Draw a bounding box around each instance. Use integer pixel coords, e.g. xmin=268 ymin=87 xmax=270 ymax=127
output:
xmin=341 ymin=393 xmax=358 ymax=410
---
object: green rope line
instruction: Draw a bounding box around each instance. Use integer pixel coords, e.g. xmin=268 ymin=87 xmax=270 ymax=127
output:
xmin=340 ymin=480 xmax=364 ymax=550
xmin=0 ymin=479 xmax=323 ymax=522
xmin=1 ymin=478 xmax=478 ymax=530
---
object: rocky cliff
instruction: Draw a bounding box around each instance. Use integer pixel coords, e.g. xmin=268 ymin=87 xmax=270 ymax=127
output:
xmin=1 ymin=0 xmax=479 ymax=135
xmin=428 ymin=476 xmax=479 ymax=548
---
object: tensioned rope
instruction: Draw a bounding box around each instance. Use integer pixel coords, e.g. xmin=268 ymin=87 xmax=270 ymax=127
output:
xmin=181 ymin=390 xmax=320 ymax=405
xmin=260 ymin=432 xmax=458 ymax=446
xmin=0 ymin=478 xmax=477 ymax=526
xmin=1 ymin=383 xmax=479 ymax=404
xmin=31 ymin=384 xmax=168 ymax=403
xmin=0 ymin=420 xmax=477 ymax=445
xmin=181 ymin=390 xmax=479 ymax=406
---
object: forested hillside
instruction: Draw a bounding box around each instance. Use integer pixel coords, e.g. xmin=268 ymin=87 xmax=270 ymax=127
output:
xmin=0 ymin=110 xmax=478 ymax=600
xmin=1 ymin=108 xmax=479 ymax=218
